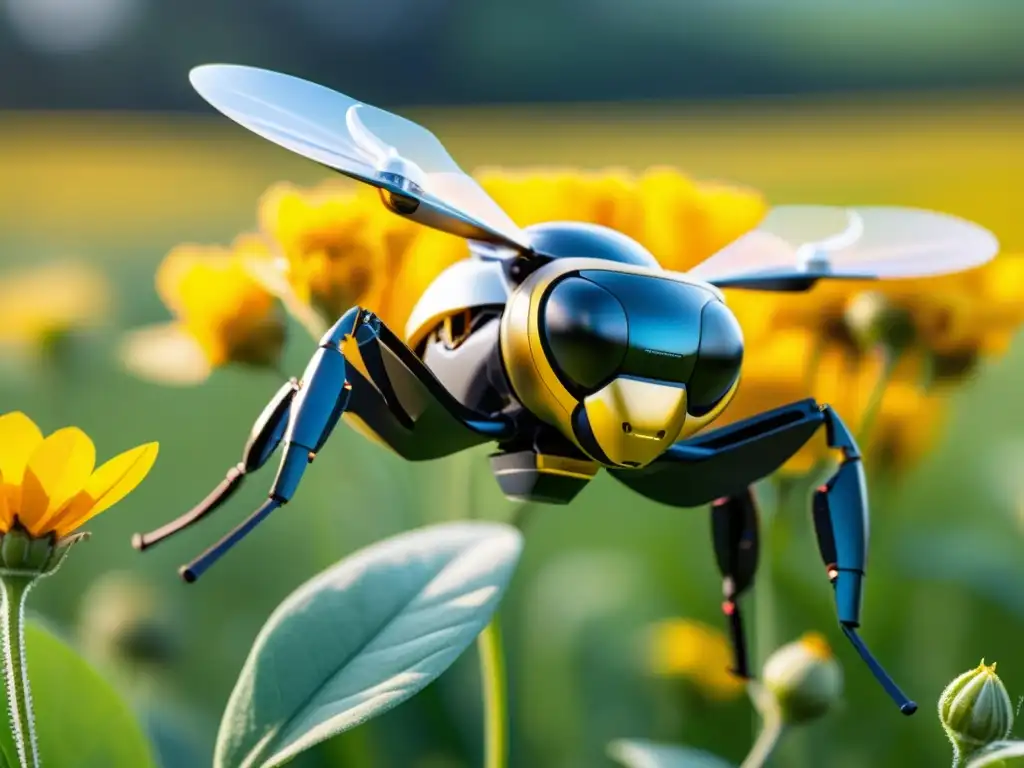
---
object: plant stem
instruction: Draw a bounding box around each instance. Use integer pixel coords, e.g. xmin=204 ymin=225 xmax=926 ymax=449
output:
xmin=1 ymin=575 xmax=38 ymax=768
xmin=855 ymin=344 xmax=899 ymax=446
xmin=475 ymin=502 xmax=529 ymax=768
xmin=741 ymin=708 xmax=786 ymax=768
xmin=951 ymin=741 xmax=984 ymax=768
xmin=478 ymin=616 xmax=508 ymax=768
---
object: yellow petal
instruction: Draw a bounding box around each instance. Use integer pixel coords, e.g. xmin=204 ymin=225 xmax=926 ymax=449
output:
xmin=0 ymin=468 xmax=12 ymax=533
xmin=20 ymin=427 xmax=96 ymax=535
xmin=52 ymin=442 xmax=159 ymax=537
xmin=244 ymin=255 xmax=327 ymax=338
xmin=119 ymin=323 xmax=213 ymax=386
xmin=0 ymin=411 xmax=44 ymax=513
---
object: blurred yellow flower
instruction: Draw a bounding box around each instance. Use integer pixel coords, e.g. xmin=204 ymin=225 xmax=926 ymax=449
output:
xmin=647 ymin=618 xmax=745 ymax=701
xmin=121 ymin=237 xmax=287 ymax=385
xmin=752 ymin=257 xmax=1024 ymax=366
xmin=862 ymin=379 xmax=946 ymax=476
xmin=716 ymin=327 xmax=945 ymax=475
xmin=0 ymin=411 xmax=158 ymax=543
xmin=255 ymin=180 xmax=462 ymax=336
xmin=258 ymin=181 xmax=386 ymax=320
xmin=475 ymin=166 xmax=768 ymax=273
xmin=717 ymin=254 xmax=1024 ymax=479
xmin=249 ymin=168 xmax=764 ymax=347
xmin=0 ymin=260 xmax=110 ymax=355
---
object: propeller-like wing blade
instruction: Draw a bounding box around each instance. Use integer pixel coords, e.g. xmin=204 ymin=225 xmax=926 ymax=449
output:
xmin=189 ymin=64 xmax=532 ymax=251
xmin=689 ymin=206 xmax=998 ymax=291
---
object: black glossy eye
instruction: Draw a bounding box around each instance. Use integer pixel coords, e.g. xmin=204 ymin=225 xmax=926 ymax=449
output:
xmin=540 ymin=277 xmax=629 ymax=393
xmin=689 ymin=300 xmax=744 ymax=416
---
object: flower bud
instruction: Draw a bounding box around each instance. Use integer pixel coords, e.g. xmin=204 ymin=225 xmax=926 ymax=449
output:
xmin=0 ymin=526 xmax=33 ymax=570
xmin=762 ymin=632 xmax=843 ymax=725
xmin=0 ymin=522 xmax=89 ymax=578
xmin=844 ymin=291 xmax=916 ymax=353
xmin=939 ymin=660 xmax=1013 ymax=754
xmin=78 ymin=571 xmax=181 ymax=670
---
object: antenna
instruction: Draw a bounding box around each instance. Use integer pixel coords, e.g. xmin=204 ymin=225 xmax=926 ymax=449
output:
xmin=841 ymin=624 xmax=917 ymax=715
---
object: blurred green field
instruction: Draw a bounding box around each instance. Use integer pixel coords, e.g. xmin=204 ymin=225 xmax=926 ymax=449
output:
xmin=2 ymin=92 xmax=1024 ymax=768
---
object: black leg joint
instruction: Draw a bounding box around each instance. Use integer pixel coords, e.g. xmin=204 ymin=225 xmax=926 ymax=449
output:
xmin=710 ymin=489 xmax=760 ymax=679
xmin=350 ymin=310 xmax=414 ymax=430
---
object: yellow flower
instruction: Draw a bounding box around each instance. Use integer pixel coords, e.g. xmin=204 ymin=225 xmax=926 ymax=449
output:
xmin=255 ymin=179 xmax=469 ymax=337
xmin=121 ymin=237 xmax=287 ymax=385
xmin=714 ymin=257 xmax=1024 ymax=480
xmin=717 ymin=327 xmax=943 ymax=475
xmin=474 ymin=166 xmax=768 ymax=273
xmin=473 ymin=167 xmax=573 ymax=220
xmin=258 ymin=181 xmax=382 ymax=318
xmin=862 ymin=379 xmax=946 ymax=476
xmin=256 ymin=180 xmax=453 ymax=333
xmin=756 ymin=256 xmax=1024 ymax=364
xmin=248 ymin=168 xmax=764 ymax=348
xmin=0 ymin=411 xmax=158 ymax=571
xmin=647 ymin=618 xmax=746 ymax=701
xmin=0 ymin=261 xmax=110 ymax=354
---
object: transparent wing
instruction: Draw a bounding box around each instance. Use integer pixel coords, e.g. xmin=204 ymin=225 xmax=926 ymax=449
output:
xmin=688 ymin=205 xmax=999 ymax=290
xmin=189 ymin=64 xmax=531 ymax=251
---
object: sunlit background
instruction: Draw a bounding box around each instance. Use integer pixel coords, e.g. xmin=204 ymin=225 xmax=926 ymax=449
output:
xmin=3 ymin=1 xmax=1024 ymax=766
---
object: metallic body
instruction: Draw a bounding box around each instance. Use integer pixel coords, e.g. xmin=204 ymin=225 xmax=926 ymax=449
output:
xmin=135 ymin=63 xmax=1005 ymax=718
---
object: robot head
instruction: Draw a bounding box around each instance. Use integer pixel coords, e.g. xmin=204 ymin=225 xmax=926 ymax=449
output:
xmin=500 ymin=224 xmax=743 ymax=468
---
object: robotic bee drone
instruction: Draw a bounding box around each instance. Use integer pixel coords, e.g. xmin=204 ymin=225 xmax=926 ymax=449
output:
xmin=134 ymin=64 xmax=1001 ymax=716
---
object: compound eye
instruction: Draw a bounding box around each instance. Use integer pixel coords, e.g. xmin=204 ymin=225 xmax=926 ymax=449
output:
xmin=541 ymin=277 xmax=629 ymax=393
xmin=689 ymin=299 xmax=744 ymax=416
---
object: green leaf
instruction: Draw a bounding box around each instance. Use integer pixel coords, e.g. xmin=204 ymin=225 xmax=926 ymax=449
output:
xmin=608 ymin=739 xmax=735 ymax=768
xmin=0 ymin=619 xmax=157 ymax=768
xmin=967 ymin=740 xmax=1024 ymax=767
xmin=215 ymin=521 xmax=524 ymax=768
xmin=0 ymin=725 xmax=14 ymax=768
xmin=136 ymin=699 xmax=211 ymax=768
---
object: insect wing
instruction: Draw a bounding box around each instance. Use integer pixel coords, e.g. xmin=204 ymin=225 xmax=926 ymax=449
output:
xmin=188 ymin=64 xmax=530 ymax=250
xmin=688 ymin=205 xmax=999 ymax=287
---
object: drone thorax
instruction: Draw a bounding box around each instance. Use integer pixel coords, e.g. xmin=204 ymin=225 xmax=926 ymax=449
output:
xmin=499 ymin=253 xmax=744 ymax=469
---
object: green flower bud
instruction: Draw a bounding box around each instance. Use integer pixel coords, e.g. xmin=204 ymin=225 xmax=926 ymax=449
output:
xmin=0 ymin=521 xmax=88 ymax=578
xmin=939 ymin=660 xmax=1014 ymax=757
xmin=762 ymin=632 xmax=843 ymax=725
xmin=0 ymin=527 xmax=33 ymax=570
xmin=78 ymin=572 xmax=181 ymax=670
xmin=844 ymin=291 xmax=916 ymax=353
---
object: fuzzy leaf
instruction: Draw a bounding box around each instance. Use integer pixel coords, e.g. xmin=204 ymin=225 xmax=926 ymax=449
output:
xmin=215 ymin=521 xmax=523 ymax=768
xmin=967 ymin=740 xmax=1024 ymax=767
xmin=608 ymin=739 xmax=735 ymax=768
xmin=0 ymin=619 xmax=156 ymax=768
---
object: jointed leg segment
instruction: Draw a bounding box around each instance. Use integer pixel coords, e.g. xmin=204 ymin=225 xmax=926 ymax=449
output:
xmin=710 ymin=489 xmax=759 ymax=679
xmin=611 ymin=398 xmax=916 ymax=714
xmin=812 ymin=406 xmax=917 ymax=714
xmin=133 ymin=306 xmax=517 ymax=582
